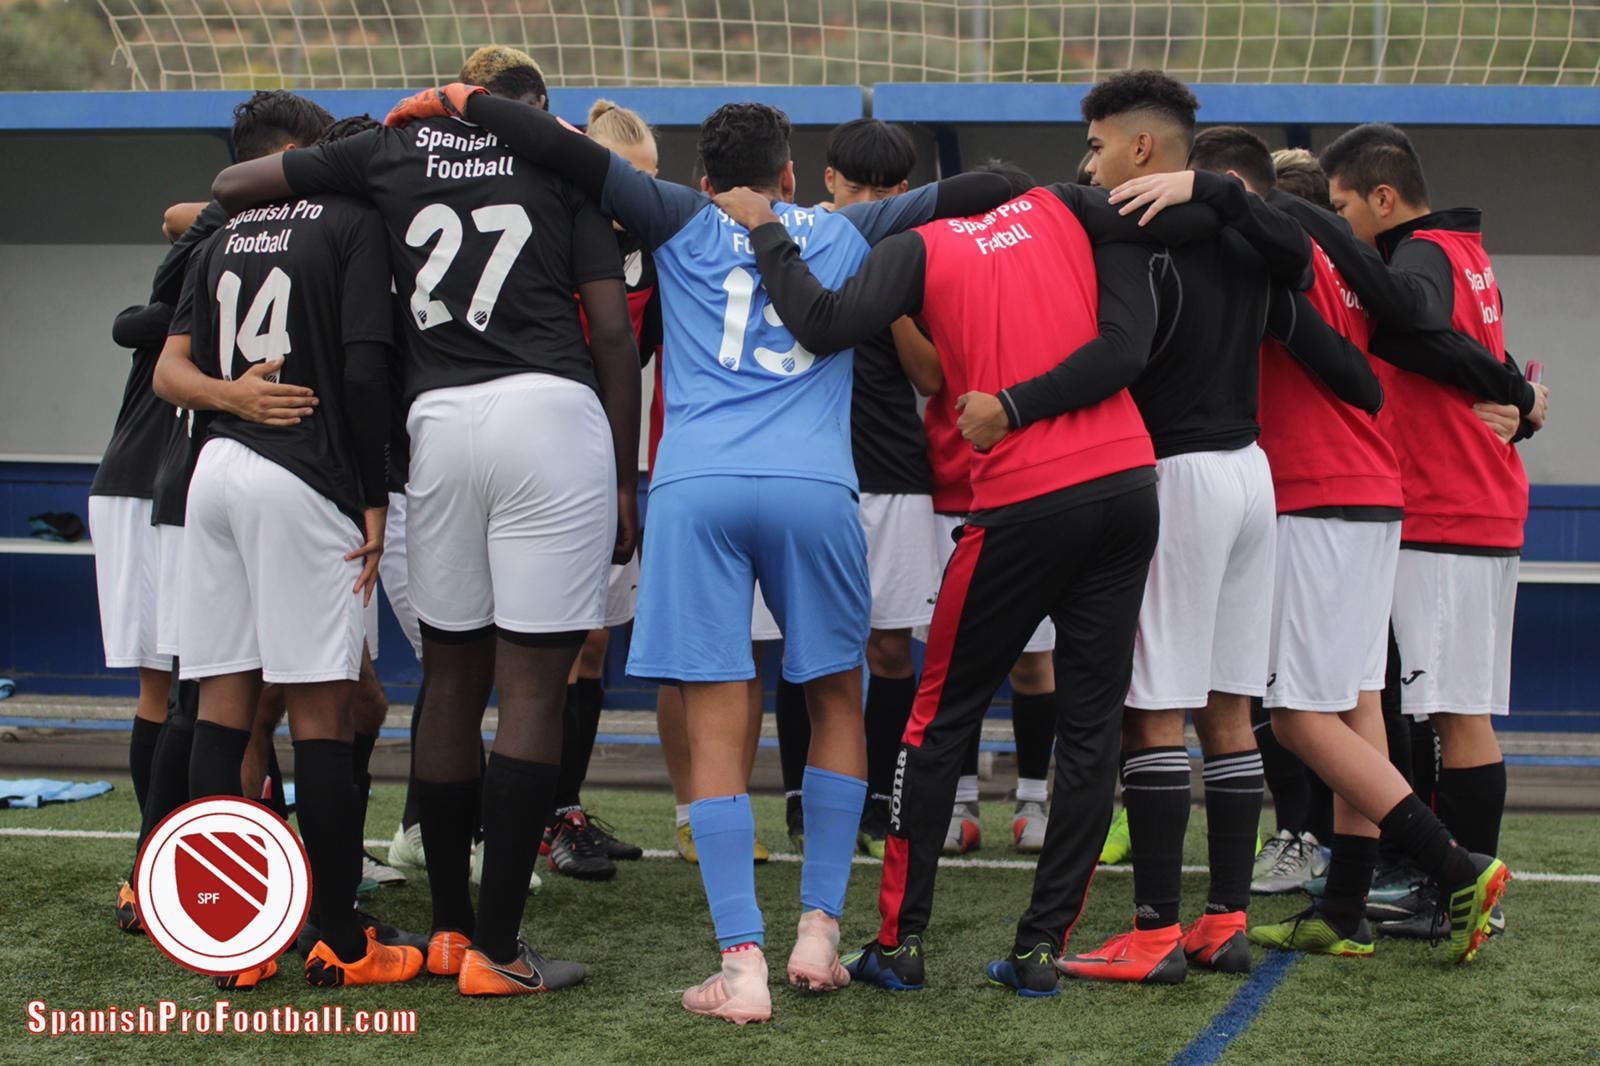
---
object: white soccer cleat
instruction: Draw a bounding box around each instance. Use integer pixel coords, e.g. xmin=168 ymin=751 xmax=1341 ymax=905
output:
xmin=683 ymin=946 xmax=772 ymax=1025
xmin=1012 ymin=800 xmax=1048 ymax=854
xmin=468 ymin=839 xmax=543 ymax=895
xmin=1252 ymin=830 xmax=1325 ymax=895
xmin=388 ymin=822 xmax=426 ymax=869
xmin=362 ymin=851 xmax=408 ymax=887
xmin=786 ymin=909 xmax=850 ymax=992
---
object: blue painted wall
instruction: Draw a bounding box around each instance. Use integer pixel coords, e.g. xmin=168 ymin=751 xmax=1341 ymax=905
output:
xmin=6 ymin=462 xmax=1598 ymax=729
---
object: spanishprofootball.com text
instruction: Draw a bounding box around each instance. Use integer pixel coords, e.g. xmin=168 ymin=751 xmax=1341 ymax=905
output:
xmin=26 ymin=1000 xmax=417 ymax=1038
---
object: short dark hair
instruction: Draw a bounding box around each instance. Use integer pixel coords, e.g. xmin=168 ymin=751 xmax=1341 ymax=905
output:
xmin=485 ymin=65 xmax=549 ymax=109
xmin=1272 ymin=149 xmax=1331 ymax=209
xmin=231 ymin=90 xmax=332 ymax=162
xmin=826 ymin=119 xmax=916 ymax=189
xmin=1188 ymin=126 xmax=1276 ymax=192
xmin=1081 ymin=69 xmax=1200 ymax=146
xmin=318 ymin=113 xmax=379 ymax=144
xmin=697 ymin=103 xmax=792 ymax=193
xmin=970 ymin=158 xmax=1038 ymax=199
xmin=1318 ymin=123 xmax=1429 ymax=207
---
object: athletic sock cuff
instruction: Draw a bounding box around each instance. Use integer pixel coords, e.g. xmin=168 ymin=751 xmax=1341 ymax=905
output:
xmin=1015 ymin=777 xmax=1049 ymax=803
xmin=801 ymin=766 xmax=868 ymax=810
xmin=1122 ymin=747 xmax=1191 ymax=782
xmin=1201 ymin=750 xmax=1264 ymax=790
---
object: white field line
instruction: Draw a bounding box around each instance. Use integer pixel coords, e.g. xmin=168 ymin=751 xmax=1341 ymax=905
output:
xmin=4 ymin=827 xmax=1597 ymax=885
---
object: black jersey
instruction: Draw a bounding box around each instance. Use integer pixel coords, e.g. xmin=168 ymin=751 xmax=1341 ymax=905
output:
xmin=280 ymin=119 xmax=623 ymax=404
xmin=851 ymin=326 xmax=932 ymax=496
xmin=171 ymin=195 xmax=393 ymax=527
xmin=1127 ymin=175 xmax=1313 ymax=459
xmin=151 ymin=406 xmax=209 ymax=529
xmin=93 ymin=202 xmax=229 ymax=499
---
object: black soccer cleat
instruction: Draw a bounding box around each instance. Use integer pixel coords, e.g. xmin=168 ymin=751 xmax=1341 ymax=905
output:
xmin=586 ymin=813 xmax=644 ymax=861
xmin=842 ymin=934 xmax=925 ymax=991
xmin=547 ymin=809 xmax=617 ymax=881
xmin=986 ymin=942 xmax=1061 ymax=998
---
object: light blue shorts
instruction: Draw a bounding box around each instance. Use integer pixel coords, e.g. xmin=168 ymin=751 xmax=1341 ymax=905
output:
xmin=627 ymin=475 xmax=869 ymax=684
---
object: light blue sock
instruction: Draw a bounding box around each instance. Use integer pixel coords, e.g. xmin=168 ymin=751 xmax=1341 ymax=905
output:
xmin=801 ymin=766 xmax=868 ymax=918
xmin=688 ymin=795 xmax=764 ymax=951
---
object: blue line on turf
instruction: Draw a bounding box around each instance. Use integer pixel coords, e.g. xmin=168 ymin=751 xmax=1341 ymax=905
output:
xmin=1169 ymin=950 xmax=1301 ymax=1066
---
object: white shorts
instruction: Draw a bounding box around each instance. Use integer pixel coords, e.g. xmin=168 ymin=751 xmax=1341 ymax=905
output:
xmin=922 ymin=513 xmax=1054 ymax=653
xmin=405 ymin=373 xmax=616 ymax=635
xmin=178 ymin=438 xmax=365 ymax=684
xmin=1391 ymin=549 xmax=1518 ymax=717
xmin=378 ymin=490 xmax=423 ymax=661
xmin=604 ymin=551 xmax=641 ymax=628
xmin=1128 ymin=443 xmax=1276 ymax=709
xmin=860 ymin=492 xmax=942 ymax=630
xmin=751 ymin=580 xmax=782 ymax=642
xmin=155 ymin=523 xmax=183 ymax=658
xmin=88 ymin=495 xmax=171 ymax=671
xmin=1265 ymin=516 xmax=1400 ymax=712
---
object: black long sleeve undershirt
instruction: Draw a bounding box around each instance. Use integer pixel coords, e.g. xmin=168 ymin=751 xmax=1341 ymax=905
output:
xmin=1367 ymin=325 xmax=1534 ymax=412
xmin=749 ymin=226 xmax=924 ymax=353
xmin=1265 ymin=286 xmax=1384 ymax=415
xmin=999 ymin=242 xmax=1159 ymax=426
xmin=343 ymin=340 xmax=391 ymax=508
xmin=1203 ymin=180 xmax=1313 ymax=291
xmin=112 ymin=302 xmax=174 ymax=351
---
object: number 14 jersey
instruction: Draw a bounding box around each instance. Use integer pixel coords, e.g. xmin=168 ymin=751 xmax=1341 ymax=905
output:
xmin=282 ymin=118 xmax=624 ymax=404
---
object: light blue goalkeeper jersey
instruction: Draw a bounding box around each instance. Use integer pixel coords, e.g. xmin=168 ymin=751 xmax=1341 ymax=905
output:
xmin=597 ymin=169 xmax=941 ymax=493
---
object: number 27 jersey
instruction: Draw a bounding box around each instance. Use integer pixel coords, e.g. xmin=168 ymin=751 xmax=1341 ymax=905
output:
xmin=282 ymin=119 xmax=624 ymax=404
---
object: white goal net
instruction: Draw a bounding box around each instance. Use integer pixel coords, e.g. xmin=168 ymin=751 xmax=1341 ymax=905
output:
xmin=95 ymin=0 xmax=1600 ymax=91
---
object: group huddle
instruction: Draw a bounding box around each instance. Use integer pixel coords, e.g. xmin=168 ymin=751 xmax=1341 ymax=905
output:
xmin=90 ymin=46 xmax=1544 ymax=1022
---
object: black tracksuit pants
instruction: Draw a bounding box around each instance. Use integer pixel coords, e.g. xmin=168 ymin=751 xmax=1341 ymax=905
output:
xmin=877 ymin=482 xmax=1158 ymax=955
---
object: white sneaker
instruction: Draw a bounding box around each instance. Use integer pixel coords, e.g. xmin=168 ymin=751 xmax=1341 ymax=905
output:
xmin=362 ymin=851 xmax=407 ymax=887
xmin=1251 ymin=830 xmax=1323 ymax=894
xmin=786 ymin=909 xmax=850 ymax=992
xmin=388 ymin=822 xmax=426 ymax=869
xmin=468 ymin=839 xmax=542 ymax=895
xmin=683 ymin=946 xmax=772 ymax=1024
xmin=1012 ymin=800 xmax=1048 ymax=853
xmin=943 ymin=801 xmax=982 ymax=855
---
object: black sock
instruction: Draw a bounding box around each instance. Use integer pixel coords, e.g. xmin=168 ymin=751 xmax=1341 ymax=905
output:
xmin=137 ymin=716 xmax=194 ymax=859
xmin=475 ymin=753 xmax=560 ymax=963
xmin=1409 ymin=718 xmax=1439 ymax=806
xmin=1436 ymin=762 xmax=1506 ymax=856
xmin=401 ymin=677 xmax=427 ymax=830
xmin=417 ymin=778 xmax=479 ymax=933
xmin=1010 ymin=691 xmax=1056 ymax=784
xmin=1379 ymin=794 xmax=1476 ymax=891
xmin=1254 ymin=700 xmax=1309 ymax=835
xmin=865 ymin=675 xmax=917 ymax=800
xmin=962 ymin=735 xmax=980 ymax=777
xmin=1123 ymin=747 xmax=1190 ymax=929
xmin=775 ymin=679 xmax=811 ymax=798
xmin=129 ymin=717 xmax=161 ymax=814
xmin=1320 ymin=834 xmax=1380 ymax=936
xmin=351 ymin=732 xmax=377 ymax=845
xmin=261 ymin=742 xmax=289 ymax=818
xmin=293 ymin=740 xmax=366 ymax=962
xmin=1305 ymin=773 xmax=1334 ymax=843
xmin=552 ymin=677 xmax=605 ymax=814
xmin=189 ymin=721 xmax=251 ymax=799
xmin=1202 ymin=749 xmax=1263 ymax=914
xmin=1383 ymin=701 xmax=1413 ymax=784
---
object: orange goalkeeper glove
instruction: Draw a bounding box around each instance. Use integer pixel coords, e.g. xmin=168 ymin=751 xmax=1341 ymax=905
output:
xmin=384 ymin=83 xmax=485 ymax=128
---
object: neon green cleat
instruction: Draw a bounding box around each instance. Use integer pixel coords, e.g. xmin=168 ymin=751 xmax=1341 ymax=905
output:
xmin=1247 ymin=907 xmax=1374 ymax=957
xmin=675 ymin=823 xmax=699 ymax=864
xmin=1446 ymin=855 xmax=1510 ymax=964
xmin=1099 ymin=807 xmax=1131 ymax=865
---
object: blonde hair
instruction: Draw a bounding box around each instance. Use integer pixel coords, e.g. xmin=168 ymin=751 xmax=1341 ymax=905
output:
xmin=459 ymin=45 xmax=543 ymax=87
xmin=1271 ymin=147 xmax=1317 ymax=168
xmin=586 ymin=99 xmax=653 ymax=148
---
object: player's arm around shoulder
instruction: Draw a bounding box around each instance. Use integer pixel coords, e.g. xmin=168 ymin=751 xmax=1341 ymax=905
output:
xmin=837 ymin=170 xmax=1013 ymax=246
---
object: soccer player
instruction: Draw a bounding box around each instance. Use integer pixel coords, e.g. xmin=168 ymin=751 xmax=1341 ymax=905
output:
xmin=715 ymin=167 xmax=1223 ymax=997
xmin=543 ymin=98 xmax=663 ymax=882
xmin=383 ymin=81 xmax=1012 ymax=1023
xmin=769 ymin=118 xmax=947 ymax=859
xmin=152 ymin=89 xmax=425 ymax=988
xmin=1257 ymin=123 xmax=1538 ymax=951
xmin=1048 ymin=71 xmax=1310 ymax=984
xmin=213 ymin=58 xmax=641 ymax=997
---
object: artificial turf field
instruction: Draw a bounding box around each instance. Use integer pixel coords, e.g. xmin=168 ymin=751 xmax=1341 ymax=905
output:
xmin=3 ymin=779 xmax=1598 ymax=1065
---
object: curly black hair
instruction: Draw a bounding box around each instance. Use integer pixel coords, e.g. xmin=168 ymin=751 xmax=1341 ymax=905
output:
xmin=826 ymin=118 xmax=916 ymax=189
xmin=318 ymin=113 xmax=379 ymax=144
xmin=1318 ymin=123 xmax=1428 ymax=207
xmin=1081 ymin=69 xmax=1200 ymax=141
xmin=697 ymin=103 xmax=792 ymax=193
xmin=485 ymin=65 xmax=549 ymax=110
xmin=1188 ymin=126 xmax=1276 ymax=192
xmin=231 ymin=90 xmax=333 ymax=162
xmin=969 ymin=158 xmax=1038 ymax=199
